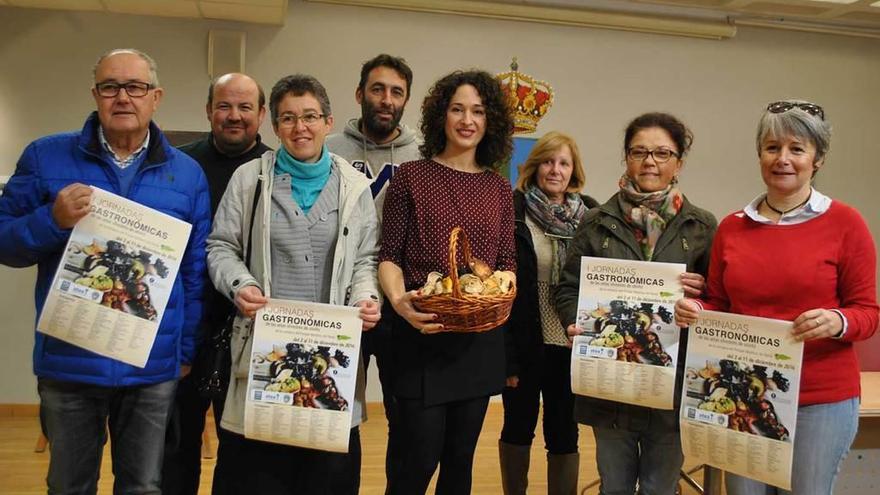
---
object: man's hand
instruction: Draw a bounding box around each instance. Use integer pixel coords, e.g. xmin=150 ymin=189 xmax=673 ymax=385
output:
xmin=357 ymin=299 xmax=381 ymax=331
xmin=235 ymin=285 xmax=268 ymax=319
xmin=52 ymin=183 xmax=92 ymax=229
xmin=180 ymin=364 xmax=192 ymax=378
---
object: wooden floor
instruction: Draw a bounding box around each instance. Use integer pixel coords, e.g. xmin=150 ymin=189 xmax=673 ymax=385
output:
xmin=0 ymin=402 xmax=706 ymax=494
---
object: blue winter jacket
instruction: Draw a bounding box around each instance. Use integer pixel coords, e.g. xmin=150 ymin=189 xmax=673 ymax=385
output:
xmin=0 ymin=113 xmax=212 ymax=387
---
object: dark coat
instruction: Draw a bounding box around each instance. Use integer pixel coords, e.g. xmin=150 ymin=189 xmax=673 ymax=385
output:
xmin=554 ymin=192 xmax=717 ymax=430
xmin=505 ymin=190 xmax=599 ymax=377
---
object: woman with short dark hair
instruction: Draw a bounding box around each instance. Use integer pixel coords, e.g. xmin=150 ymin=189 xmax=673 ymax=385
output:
xmin=556 ymin=112 xmax=717 ymax=494
xmin=675 ymin=100 xmax=879 ymax=495
xmin=207 ymin=74 xmax=380 ymax=494
xmin=378 ymin=69 xmax=516 ymax=494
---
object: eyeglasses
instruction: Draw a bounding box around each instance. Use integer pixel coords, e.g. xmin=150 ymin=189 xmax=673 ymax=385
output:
xmin=626 ymin=147 xmax=680 ymax=163
xmin=276 ymin=113 xmax=325 ymax=127
xmin=95 ymin=81 xmax=154 ymax=98
xmin=767 ymin=101 xmax=825 ymax=120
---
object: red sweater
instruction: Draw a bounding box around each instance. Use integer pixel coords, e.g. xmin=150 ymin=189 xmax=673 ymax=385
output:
xmin=703 ymin=201 xmax=878 ymax=406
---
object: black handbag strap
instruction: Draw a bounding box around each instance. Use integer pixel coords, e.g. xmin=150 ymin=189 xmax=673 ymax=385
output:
xmin=245 ymin=176 xmax=262 ymax=268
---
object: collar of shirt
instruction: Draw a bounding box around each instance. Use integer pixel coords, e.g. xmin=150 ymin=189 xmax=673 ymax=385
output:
xmin=742 ymin=187 xmax=832 ymax=225
xmin=98 ymin=126 xmax=150 ymax=169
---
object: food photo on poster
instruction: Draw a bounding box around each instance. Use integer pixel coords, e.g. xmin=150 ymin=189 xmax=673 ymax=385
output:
xmin=58 ymin=235 xmax=172 ymax=322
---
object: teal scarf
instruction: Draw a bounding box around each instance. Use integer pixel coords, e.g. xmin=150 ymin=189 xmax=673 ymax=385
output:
xmin=274 ymin=145 xmax=331 ymax=214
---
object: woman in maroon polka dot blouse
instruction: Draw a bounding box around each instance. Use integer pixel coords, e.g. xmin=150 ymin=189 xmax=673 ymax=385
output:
xmin=378 ymin=70 xmax=516 ymax=494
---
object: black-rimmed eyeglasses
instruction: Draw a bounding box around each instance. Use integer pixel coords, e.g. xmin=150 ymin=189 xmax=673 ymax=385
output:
xmin=95 ymin=81 xmax=154 ymax=98
xmin=626 ymin=147 xmax=680 ymax=163
xmin=767 ymin=101 xmax=825 ymax=120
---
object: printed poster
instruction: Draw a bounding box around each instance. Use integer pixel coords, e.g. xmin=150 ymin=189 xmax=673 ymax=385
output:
xmin=37 ymin=187 xmax=191 ymax=367
xmin=570 ymin=257 xmax=685 ymax=409
xmin=245 ymin=299 xmax=361 ymax=453
xmin=680 ymin=310 xmax=803 ymax=490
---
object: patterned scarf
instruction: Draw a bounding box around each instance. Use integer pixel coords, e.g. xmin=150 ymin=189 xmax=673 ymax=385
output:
xmin=524 ymin=185 xmax=587 ymax=284
xmin=617 ymin=174 xmax=683 ymax=260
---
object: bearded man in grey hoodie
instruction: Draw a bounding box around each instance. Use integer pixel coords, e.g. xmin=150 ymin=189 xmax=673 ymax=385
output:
xmin=326 ymin=53 xmax=420 ymax=493
xmin=327 ymin=54 xmax=421 ymax=220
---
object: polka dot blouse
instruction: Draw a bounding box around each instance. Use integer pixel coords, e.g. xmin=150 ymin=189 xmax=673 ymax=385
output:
xmin=379 ymin=159 xmax=517 ymax=290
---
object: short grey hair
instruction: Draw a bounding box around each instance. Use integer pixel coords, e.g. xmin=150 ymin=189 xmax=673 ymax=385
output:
xmin=756 ymin=99 xmax=831 ymax=163
xmin=93 ymin=48 xmax=160 ymax=87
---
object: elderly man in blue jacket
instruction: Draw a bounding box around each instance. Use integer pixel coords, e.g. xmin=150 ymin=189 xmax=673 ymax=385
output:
xmin=0 ymin=48 xmax=211 ymax=494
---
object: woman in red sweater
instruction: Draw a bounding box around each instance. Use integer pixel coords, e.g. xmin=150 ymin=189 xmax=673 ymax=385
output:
xmin=675 ymin=100 xmax=879 ymax=495
xmin=378 ymin=70 xmax=516 ymax=494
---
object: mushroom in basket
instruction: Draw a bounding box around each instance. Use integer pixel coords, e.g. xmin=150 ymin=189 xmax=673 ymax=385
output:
xmin=418 ymin=259 xmax=515 ymax=297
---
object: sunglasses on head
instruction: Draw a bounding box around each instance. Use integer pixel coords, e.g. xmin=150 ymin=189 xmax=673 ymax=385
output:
xmin=767 ymin=101 xmax=825 ymax=120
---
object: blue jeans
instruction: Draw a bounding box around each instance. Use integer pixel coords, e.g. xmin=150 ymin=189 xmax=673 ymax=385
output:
xmin=726 ymin=397 xmax=859 ymax=495
xmin=593 ymin=413 xmax=684 ymax=495
xmin=38 ymin=377 xmax=178 ymax=495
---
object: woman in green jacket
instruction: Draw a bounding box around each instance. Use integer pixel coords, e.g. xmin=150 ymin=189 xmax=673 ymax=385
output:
xmin=554 ymin=112 xmax=716 ymax=495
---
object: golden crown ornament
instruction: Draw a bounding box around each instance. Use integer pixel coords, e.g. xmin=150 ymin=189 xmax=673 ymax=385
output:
xmin=495 ymin=58 xmax=554 ymax=135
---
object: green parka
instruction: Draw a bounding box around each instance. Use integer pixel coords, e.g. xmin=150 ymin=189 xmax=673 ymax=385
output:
xmin=554 ymin=191 xmax=717 ymax=430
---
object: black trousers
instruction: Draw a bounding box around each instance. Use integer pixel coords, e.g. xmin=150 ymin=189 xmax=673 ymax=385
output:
xmin=390 ymin=396 xmax=490 ymax=495
xmin=361 ymin=315 xmax=403 ymax=493
xmin=160 ymin=372 xmax=226 ymax=495
xmin=211 ymin=426 xmax=361 ymax=495
xmin=501 ymin=344 xmax=579 ymax=454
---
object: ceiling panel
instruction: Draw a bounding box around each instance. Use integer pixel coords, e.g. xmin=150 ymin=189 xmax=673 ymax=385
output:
xmin=7 ymin=0 xmax=103 ymax=10
xmin=105 ymin=0 xmax=201 ymax=18
xmin=637 ymin=0 xmax=737 ymax=7
xmin=739 ymin=1 xmax=832 ymax=15
xmin=618 ymin=0 xmax=880 ymax=32
xmin=839 ymin=9 xmax=880 ymax=19
xmin=4 ymin=0 xmax=880 ymax=36
xmin=2 ymin=0 xmax=285 ymax=24
xmin=210 ymin=0 xmax=285 ymax=6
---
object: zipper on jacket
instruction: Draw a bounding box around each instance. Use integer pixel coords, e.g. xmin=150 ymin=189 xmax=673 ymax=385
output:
xmin=602 ymin=237 xmax=609 ymax=249
xmin=681 ymin=237 xmax=690 ymax=252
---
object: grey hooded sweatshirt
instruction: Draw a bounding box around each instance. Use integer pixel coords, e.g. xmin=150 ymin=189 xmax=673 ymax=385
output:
xmin=326 ymin=118 xmax=421 ymax=221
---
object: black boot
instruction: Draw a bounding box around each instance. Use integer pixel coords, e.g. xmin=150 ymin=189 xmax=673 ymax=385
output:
xmin=547 ymin=452 xmax=579 ymax=495
xmin=499 ymin=440 xmax=531 ymax=495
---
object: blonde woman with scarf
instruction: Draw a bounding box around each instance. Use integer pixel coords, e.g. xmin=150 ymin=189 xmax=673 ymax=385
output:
xmin=499 ymin=131 xmax=598 ymax=494
xmin=555 ymin=113 xmax=717 ymax=495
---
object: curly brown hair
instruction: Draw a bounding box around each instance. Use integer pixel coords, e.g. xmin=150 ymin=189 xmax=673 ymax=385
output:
xmin=419 ymin=70 xmax=513 ymax=170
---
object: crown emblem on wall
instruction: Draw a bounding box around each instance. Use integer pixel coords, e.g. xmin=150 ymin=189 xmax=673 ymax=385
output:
xmin=495 ymin=58 xmax=554 ymax=135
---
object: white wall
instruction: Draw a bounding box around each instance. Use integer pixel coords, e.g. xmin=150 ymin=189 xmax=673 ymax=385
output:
xmin=1 ymin=0 xmax=879 ymax=403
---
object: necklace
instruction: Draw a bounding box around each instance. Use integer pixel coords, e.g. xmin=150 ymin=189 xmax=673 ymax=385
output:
xmin=764 ymin=192 xmax=811 ymax=216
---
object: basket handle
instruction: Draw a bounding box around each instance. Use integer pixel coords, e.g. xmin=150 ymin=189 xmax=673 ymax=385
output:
xmin=447 ymin=226 xmax=473 ymax=299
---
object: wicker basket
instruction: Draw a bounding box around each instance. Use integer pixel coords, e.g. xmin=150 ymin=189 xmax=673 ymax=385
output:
xmin=412 ymin=226 xmax=516 ymax=333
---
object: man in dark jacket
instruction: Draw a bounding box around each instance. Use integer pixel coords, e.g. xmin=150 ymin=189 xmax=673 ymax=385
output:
xmin=0 ymin=48 xmax=211 ymax=494
xmin=162 ymin=72 xmax=271 ymax=495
